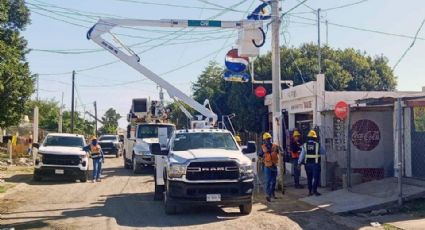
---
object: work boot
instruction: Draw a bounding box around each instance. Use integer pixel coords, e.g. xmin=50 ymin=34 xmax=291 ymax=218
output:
xmin=96 ymin=178 xmax=101 ymax=182
xmin=314 ymin=192 xmax=321 ymax=196
xmin=272 ymin=194 xmax=279 ymax=199
xmin=308 ymin=191 xmax=313 ymax=196
xmin=266 ymin=196 xmax=271 ymax=202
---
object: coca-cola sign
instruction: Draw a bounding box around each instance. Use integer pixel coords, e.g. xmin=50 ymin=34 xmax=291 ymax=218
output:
xmin=351 ymin=119 xmax=380 ymax=151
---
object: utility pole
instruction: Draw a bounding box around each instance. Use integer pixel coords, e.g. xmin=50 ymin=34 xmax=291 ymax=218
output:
xmin=36 ymin=75 xmax=39 ymax=101
xmin=58 ymin=92 xmax=64 ymax=133
xmin=271 ymin=0 xmax=283 ymax=190
xmin=317 ymin=8 xmax=322 ymax=74
xmin=94 ymin=101 xmax=98 ymax=136
xmin=71 ymin=71 xmax=75 ymax=133
xmin=325 ymin=20 xmax=329 ymax=45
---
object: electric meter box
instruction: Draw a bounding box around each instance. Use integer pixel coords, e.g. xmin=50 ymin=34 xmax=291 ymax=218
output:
xmin=238 ymin=20 xmax=264 ymax=57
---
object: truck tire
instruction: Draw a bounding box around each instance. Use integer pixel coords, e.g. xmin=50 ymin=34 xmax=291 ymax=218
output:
xmin=132 ymin=155 xmax=141 ymax=174
xmin=164 ymin=192 xmax=177 ymax=215
xmin=80 ymin=171 xmax=88 ymax=182
xmin=153 ymin=170 xmax=164 ymax=201
xmin=123 ymin=152 xmax=130 ymax=169
xmin=239 ymin=203 xmax=252 ymax=215
xmin=33 ymin=173 xmax=42 ymax=182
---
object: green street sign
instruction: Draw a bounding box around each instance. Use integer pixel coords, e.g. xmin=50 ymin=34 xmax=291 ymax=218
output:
xmin=188 ymin=20 xmax=222 ymax=27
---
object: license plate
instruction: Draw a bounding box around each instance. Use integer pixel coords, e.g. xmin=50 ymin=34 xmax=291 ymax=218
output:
xmin=55 ymin=169 xmax=64 ymax=174
xmin=206 ymin=194 xmax=221 ymax=202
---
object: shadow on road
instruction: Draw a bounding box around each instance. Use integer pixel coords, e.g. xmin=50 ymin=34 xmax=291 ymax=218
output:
xmin=2 ymin=192 xmax=246 ymax=229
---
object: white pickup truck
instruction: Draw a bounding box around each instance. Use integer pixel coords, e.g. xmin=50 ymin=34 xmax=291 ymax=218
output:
xmin=152 ymin=129 xmax=256 ymax=215
xmin=33 ymin=133 xmax=89 ymax=182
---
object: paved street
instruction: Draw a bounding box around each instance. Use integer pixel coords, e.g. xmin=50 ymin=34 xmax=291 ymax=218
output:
xmin=0 ymin=157 xmax=368 ymax=230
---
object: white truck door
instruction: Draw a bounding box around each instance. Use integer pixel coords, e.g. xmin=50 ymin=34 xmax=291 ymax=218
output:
xmin=155 ymin=127 xmax=168 ymax=185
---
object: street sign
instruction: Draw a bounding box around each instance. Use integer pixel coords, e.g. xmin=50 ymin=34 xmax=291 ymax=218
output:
xmin=335 ymin=101 xmax=349 ymax=120
xmin=188 ymin=20 xmax=222 ymax=27
xmin=225 ymin=49 xmax=249 ymax=73
xmin=255 ymin=86 xmax=267 ymax=98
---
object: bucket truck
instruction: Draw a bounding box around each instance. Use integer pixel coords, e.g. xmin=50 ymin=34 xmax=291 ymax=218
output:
xmin=87 ymin=17 xmax=263 ymax=214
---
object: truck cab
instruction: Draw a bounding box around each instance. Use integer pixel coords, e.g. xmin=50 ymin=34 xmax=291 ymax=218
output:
xmin=124 ymin=123 xmax=175 ymax=173
xmin=152 ymin=129 xmax=256 ymax=215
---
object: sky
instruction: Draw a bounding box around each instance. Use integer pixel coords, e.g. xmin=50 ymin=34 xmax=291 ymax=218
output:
xmin=24 ymin=0 xmax=425 ymax=128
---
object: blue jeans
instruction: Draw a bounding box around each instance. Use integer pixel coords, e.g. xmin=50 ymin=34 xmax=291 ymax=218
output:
xmin=305 ymin=163 xmax=320 ymax=193
xmin=264 ymin=166 xmax=277 ymax=198
xmin=92 ymin=158 xmax=102 ymax=180
xmin=292 ymin=159 xmax=301 ymax=185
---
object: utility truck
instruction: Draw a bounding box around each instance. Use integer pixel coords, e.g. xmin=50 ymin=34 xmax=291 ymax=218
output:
xmin=123 ymin=97 xmax=175 ymax=173
xmin=87 ymin=16 xmax=263 ymax=214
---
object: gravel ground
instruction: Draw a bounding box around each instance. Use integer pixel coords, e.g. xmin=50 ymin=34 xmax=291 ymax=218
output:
xmin=0 ymin=157 xmax=374 ymax=230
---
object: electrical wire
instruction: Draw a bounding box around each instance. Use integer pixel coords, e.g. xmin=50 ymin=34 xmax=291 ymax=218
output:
xmin=392 ymin=17 xmax=425 ymax=70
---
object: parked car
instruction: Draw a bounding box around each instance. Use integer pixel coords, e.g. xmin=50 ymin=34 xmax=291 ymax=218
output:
xmin=33 ymin=133 xmax=89 ymax=182
xmin=98 ymin=135 xmax=122 ymax=158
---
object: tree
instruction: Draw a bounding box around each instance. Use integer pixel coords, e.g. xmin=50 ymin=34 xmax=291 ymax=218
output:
xmin=0 ymin=0 xmax=33 ymax=128
xmin=99 ymin=108 xmax=121 ymax=134
xmin=62 ymin=111 xmax=94 ymax=136
xmin=25 ymin=99 xmax=60 ymax=131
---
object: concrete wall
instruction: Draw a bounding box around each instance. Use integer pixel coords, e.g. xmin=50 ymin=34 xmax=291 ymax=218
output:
xmin=324 ymin=109 xmax=394 ymax=178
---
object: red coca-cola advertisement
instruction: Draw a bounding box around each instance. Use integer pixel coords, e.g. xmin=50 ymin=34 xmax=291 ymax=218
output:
xmin=351 ymin=119 xmax=381 ymax=151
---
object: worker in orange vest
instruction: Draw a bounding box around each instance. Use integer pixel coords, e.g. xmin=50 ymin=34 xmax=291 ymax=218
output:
xmin=290 ymin=130 xmax=304 ymax=189
xmin=259 ymin=132 xmax=279 ymax=202
xmin=83 ymin=136 xmax=104 ymax=182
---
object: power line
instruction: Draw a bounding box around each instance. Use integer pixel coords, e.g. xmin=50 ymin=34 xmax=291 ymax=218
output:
xmin=291 ymin=15 xmax=425 ymax=41
xmin=322 ymin=0 xmax=369 ymax=12
xmin=393 ymin=17 xmax=425 ymax=70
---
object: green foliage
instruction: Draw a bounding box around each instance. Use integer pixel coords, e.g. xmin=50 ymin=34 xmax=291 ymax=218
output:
xmin=99 ymin=108 xmax=121 ymax=134
xmin=61 ymin=111 xmax=94 ymax=136
xmin=0 ymin=0 xmax=33 ymax=128
xmin=167 ymin=102 xmax=195 ymax=129
xmin=25 ymin=99 xmax=60 ymax=131
xmin=185 ymin=44 xmax=396 ymax=133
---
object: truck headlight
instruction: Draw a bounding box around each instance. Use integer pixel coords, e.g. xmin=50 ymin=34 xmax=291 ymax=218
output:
xmin=35 ymin=152 xmax=43 ymax=165
xmin=168 ymin=164 xmax=186 ymax=178
xmin=240 ymin=164 xmax=254 ymax=179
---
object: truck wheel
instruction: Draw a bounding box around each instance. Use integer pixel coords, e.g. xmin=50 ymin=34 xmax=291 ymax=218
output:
xmin=33 ymin=173 xmax=42 ymax=182
xmin=132 ymin=155 xmax=141 ymax=174
xmin=164 ymin=192 xmax=177 ymax=215
xmin=239 ymin=203 xmax=252 ymax=215
xmin=123 ymin=152 xmax=130 ymax=169
xmin=80 ymin=171 xmax=88 ymax=182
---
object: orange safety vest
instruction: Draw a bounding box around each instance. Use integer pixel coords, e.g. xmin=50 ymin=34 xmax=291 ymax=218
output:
xmin=291 ymin=141 xmax=301 ymax=159
xmin=90 ymin=144 xmax=101 ymax=158
xmin=262 ymin=143 xmax=279 ymax=167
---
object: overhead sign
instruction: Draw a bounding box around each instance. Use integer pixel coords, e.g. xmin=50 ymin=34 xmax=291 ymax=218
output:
xmin=188 ymin=20 xmax=222 ymax=27
xmin=334 ymin=101 xmax=349 ymax=120
xmin=223 ymin=71 xmax=249 ymax=82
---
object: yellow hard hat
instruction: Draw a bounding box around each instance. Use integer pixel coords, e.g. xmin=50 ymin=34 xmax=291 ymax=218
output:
xmin=263 ymin=132 xmax=272 ymax=140
xmin=293 ymin=130 xmax=301 ymax=137
xmin=235 ymin=135 xmax=241 ymax=142
xmin=307 ymin=130 xmax=317 ymax=138
xmin=91 ymin=136 xmax=97 ymax=140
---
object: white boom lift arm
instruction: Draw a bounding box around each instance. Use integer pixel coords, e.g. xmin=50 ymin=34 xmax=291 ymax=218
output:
xmin=87 ymin=18 xmax=263 ymax=128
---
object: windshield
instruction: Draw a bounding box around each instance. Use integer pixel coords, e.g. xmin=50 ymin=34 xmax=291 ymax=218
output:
xmin=137 ymin=125 xmax=174 ymax=139
xmin=99 ymin=136 xmax=117 ymax=141
xmin=43 ymin=135 xmax=84 ymax=147
xmin=173 ymin=132 xmax=238 ymax=151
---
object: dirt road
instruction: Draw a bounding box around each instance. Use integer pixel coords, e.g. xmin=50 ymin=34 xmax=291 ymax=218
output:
xmin=0 ymin=157 xmax=369 ymax=230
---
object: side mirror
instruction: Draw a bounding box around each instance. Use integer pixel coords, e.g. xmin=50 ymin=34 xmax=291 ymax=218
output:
xmin=151 ymin=143 xmax=168 ymax=156
xmin=242 ymin=141 xmax=256 ymax=154
xmin=32 ymin=143 xmax=40 ymax=149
